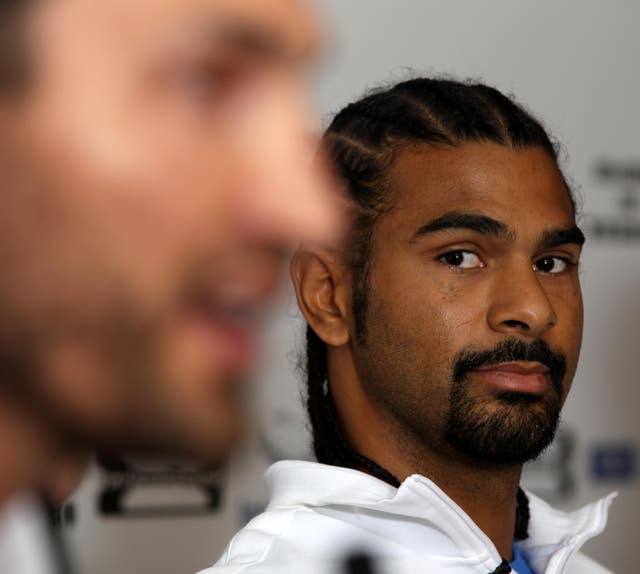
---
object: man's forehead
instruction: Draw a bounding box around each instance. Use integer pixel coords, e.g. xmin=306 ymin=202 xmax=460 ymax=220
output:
xmin=383 ymin=142 xmax=576 ymax=233
xmin=50 ymin=0 xmax=320 ymax=60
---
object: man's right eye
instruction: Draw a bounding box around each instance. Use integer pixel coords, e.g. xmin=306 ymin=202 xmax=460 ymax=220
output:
xmin=438 ymin=250 xmax=484 ymax=269
xmin=178 ymin=62 xmax=227 ymax=103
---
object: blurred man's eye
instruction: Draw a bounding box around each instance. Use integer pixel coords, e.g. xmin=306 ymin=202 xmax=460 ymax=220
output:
xmin=177 ymin=62 xmax=232 ymax=104
xmin=172 ymin=57 xmax=252 ymax=109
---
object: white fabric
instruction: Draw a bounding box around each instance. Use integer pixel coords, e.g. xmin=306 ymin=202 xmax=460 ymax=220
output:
xmin=199 ymin=460 xmax=616 ymax=574
xmin=0 ymin=494 xmax=59 ymax=574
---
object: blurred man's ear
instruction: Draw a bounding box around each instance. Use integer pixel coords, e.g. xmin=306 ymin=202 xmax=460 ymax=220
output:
xmin=290 ymin=247 xmax=351 ymax=346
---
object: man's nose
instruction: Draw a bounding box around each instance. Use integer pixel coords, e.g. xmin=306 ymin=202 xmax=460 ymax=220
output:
xmin=486 ymin=264 xmax=557 ymax=338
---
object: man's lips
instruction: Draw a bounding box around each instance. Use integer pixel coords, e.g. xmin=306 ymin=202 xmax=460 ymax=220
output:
xmin=470 ymin=362 xmax=551 ymax=395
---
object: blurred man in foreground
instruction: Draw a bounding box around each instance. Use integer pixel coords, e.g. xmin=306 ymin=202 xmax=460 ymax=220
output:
xmin=0 ymin=0 xmax=338 ymax=571
xmin=205 ymin=78 xmax=615 ymax=574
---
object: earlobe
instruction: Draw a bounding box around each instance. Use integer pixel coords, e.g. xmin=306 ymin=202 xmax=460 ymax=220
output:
xmin=290 ymin=248 xmax=351 ymax=347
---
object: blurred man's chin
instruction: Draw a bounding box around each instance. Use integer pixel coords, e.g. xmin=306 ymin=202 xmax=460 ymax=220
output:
xmin=95 ymin=421 xmax=246 ymax=468
xmin=185 ymin=419 xmax=247 ymax=468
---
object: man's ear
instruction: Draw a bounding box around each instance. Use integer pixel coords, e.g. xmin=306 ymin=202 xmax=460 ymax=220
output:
xmin=291 ymin=247 xmax=351 ymax=346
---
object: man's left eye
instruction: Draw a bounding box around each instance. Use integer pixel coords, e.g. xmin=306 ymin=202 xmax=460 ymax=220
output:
xmin=179 ymin=64 xmax=224 ymax=102
xmin=174 ymin=60 xmax=243 ymax=107
xmin=533 ymin=256 xmax=569 ymax=274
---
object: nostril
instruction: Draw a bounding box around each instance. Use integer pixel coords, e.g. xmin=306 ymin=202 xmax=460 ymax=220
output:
xmin=503 ymin=319 xmax=530 ymax=331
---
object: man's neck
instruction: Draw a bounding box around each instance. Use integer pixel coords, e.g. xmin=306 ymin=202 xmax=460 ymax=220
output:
xmin=329 ymin=361 xmax=522 ymax=560
xmin=357 ymin=418 xmax=522 ymax=560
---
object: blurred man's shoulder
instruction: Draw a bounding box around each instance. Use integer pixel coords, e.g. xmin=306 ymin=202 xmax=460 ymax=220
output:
xmin=0 ymin=495 xmax=61 ymax=574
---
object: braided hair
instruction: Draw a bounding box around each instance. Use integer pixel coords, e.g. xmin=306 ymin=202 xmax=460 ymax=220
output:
xmin=305 ymin=77 xmax=566 ymax=539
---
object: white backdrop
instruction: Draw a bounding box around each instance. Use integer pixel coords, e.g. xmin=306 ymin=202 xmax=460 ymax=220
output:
xmin=64 ymin=2 xmax=640 ymax=573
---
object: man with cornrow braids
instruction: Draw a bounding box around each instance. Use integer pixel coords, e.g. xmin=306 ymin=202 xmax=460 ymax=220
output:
xmin=200 ymin=77 xmax=615 ymax=574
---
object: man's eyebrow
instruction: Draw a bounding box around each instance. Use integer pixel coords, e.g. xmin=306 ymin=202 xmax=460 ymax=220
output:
xmin=412 ymin=212 xmax=515 ymax=241
xmin=205 ymin=19 xmax=316 ymax=64
xmin=538 ymin=225 xmax=586 ymax=250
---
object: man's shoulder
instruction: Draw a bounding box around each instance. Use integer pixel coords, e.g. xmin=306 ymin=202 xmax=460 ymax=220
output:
xmin=195 ymin=468 xmax=617 ymax=574
xmin=217 ymin=506 xmax=312 ymax=566
xmin=197 ymin=502 xmax=373 ymax=574
xmin=196 ymin=461 xmax=399 ymax=574
xmin=195 ymin=499 xmax=457 ymax=574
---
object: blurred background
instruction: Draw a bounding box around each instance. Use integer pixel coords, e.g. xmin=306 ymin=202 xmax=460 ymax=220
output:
xmin=61 ymin=1 xmax=639 ymax=572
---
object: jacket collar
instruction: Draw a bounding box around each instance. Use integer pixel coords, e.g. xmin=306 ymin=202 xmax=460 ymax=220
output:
xmin=266 ymin=460 xmax=615 ymax=573
xmin=520 ymin=491 xmax=616 ymax=572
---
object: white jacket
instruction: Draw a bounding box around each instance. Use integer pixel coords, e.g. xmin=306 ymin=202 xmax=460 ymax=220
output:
xmin=0 ymin=495 xmax=60 ymax=574
xmin=200 ymin=460 xmax=616 ymax=574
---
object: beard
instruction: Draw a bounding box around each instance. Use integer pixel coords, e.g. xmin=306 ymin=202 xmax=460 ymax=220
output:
xmin=444 ymin=338 xmax=567 ymax=466
xmin=0 ymin=298 xmax=165 ymax=453
xmin=0 ymin=253 xmax=246 ymax=465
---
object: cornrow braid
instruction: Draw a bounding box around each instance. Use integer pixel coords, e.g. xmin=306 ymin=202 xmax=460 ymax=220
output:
xmin=514 ymin=487 xmax=530 ymax=540
xmin=304 ymin=76 xmax=568 ymax=539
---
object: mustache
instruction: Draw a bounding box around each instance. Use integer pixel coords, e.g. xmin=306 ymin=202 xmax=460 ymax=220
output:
xmin=452 ymin=338 xmax=567 ymax=392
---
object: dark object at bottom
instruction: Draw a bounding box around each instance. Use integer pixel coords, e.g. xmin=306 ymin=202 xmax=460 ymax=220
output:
xmin=490 ymin=559 xmax=512 ymax=574
xmin=343 ymin=553 xmax=512 ymax=573
xmin=344 ymin=552 xmax=377 ymax=574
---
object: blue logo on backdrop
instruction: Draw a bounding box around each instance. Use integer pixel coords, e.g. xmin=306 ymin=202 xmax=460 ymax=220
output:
xmin=522 ymin=428 xmax=576 ymax=501
xmin=589 ymin=442 xmax=637 ymax=483
xmin=588 ymin=160 xmax=640 ymax=240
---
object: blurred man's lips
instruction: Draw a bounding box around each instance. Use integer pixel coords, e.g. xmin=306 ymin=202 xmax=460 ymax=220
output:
xmin=187 ymin=274 xmax=280 ymax=371
xmin=198 ymin=305 xmax=258 ymax=366
xmin=471 ymin=362 xmax=550 ymax=395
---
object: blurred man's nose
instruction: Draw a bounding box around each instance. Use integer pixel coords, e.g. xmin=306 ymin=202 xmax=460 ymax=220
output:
xmin=231 ymin=79 xmax=343 ymax=248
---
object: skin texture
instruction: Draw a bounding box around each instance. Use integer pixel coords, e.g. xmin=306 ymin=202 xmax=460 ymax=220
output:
xmin=293 ymin=142 xmax=583 ymax=559
xmin=0 ymin=0 xmax=340 ymax=504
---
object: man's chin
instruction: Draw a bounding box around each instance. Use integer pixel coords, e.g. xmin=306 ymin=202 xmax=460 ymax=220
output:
xmin=76 ymin=411 xmax=246 ymax=468
xmin=154 ymin=416 xmax=247 ymax=467
xmin=445 ymin=403 xmax=560 ymax=466
xmin=444 ymin=376 xmax=564 ymax=466
xmin=190 ymin=428 xmax=246 ymax=469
